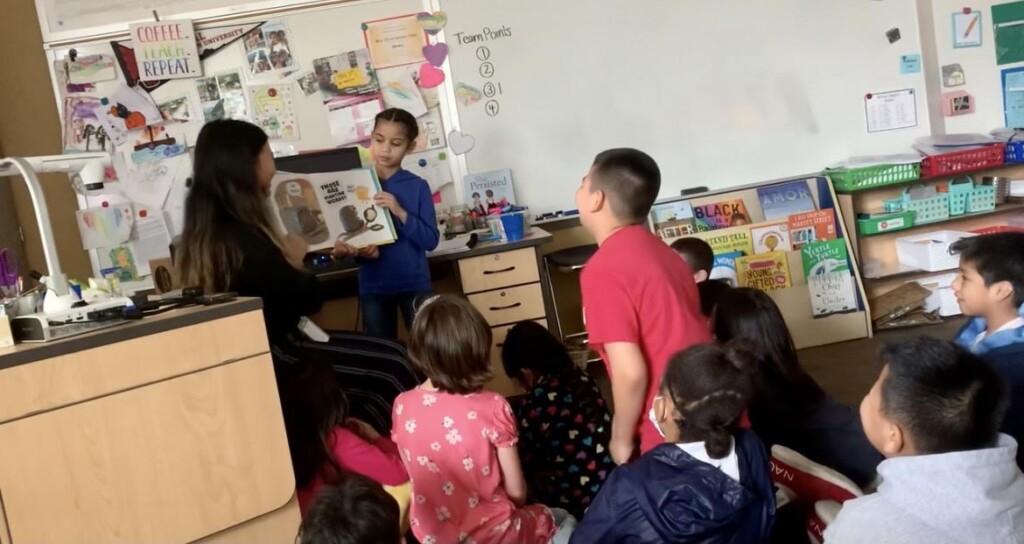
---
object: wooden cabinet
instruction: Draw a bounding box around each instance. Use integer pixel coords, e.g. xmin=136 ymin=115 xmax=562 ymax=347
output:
xmin=455 ymin=239 xmax=553 ymax=396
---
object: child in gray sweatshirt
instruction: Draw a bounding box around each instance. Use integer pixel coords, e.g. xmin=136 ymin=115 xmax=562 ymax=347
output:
xmin=824 ymin=337 xmax=1024 ymax=544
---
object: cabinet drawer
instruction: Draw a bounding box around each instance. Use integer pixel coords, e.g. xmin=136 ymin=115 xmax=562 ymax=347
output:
xmin=468 ymin=284 xmax=546 ymax=327
xmin=458 ymin=248 xmax=540 ymax=294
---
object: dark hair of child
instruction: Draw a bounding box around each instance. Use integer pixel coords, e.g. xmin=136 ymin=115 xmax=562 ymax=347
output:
xmin=661 ymin=341 xmax=757 ymax=458
xmin=501 ymin=321 xmax=574 ymax=380
xmin=408 ymin=295 xmax=493 ymax=394
xmin=374 ymin=108 xmax=420 ymax=142
xmin=950 ymin=232 xmax=1024 ymax=306
xmin=713 ymin=287 xmax=826 ymax=412
xmin=589 ymin=148 xmax=661 ymax=224
xmin=670 ymin=237 xmax=713 ymax=275
xmin=281 ymin=363 xmax=349 ymax=489
xmin=879 ymin=336 xmax=1007 ymax=454
xmin=297 ymin=473 xmax=400 ymax=544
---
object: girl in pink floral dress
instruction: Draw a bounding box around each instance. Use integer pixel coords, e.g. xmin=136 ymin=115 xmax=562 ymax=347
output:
xmin=392 ymin=295 xmax=575 ymax=544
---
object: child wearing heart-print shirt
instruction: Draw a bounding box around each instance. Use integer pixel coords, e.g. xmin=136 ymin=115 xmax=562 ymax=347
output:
xmin=392 ymin=296 xmax=577 ymax=544
xmin=502 ymin=321 xmax=615 ymax=519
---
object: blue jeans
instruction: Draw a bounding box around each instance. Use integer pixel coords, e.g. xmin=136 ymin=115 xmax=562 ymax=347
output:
xmin=361 ymin=292 xmax=432 ymax=339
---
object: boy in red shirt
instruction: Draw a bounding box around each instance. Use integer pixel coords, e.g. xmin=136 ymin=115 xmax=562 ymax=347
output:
xmin=575 ymin=148 xmax=710 ymax=464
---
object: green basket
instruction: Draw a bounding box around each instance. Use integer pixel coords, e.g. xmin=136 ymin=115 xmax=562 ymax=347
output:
xmin=827 ymin=163 xmax=921 ymax=193
xmin=857 ymin=211 xmax=915 ymax=235
xmin=967 ymin=185 xmax=996 ymax=213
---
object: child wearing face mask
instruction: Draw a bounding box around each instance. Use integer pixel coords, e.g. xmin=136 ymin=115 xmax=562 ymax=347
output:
xmin=571 ymin=341 xmax=775 ymax=544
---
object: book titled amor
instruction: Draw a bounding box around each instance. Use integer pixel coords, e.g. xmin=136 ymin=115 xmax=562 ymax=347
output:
xmin=756 ymin=179 xmax=817 ymax=221
xmin=736 ymin=252 xmax=792 ymax=292
xmin=788 ymin=209 xmax=837 ymax=250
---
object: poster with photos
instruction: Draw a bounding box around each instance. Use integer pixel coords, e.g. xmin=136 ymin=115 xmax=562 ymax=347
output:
xmin=242 ymin=21 xmax=297 ymax=75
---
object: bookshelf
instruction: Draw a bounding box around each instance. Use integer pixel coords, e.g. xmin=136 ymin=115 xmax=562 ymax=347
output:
xmin=648 ymin=175 xmax=871 ymax=349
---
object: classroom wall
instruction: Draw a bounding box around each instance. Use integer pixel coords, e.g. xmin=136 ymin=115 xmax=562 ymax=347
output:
xmin=930 ymin=0 xmax=1008 ymax=134
xmin=0 ymin=0 xmax=93 ymax=282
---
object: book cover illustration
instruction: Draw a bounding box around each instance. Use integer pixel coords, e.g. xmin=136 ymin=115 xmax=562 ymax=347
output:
xmin=757 ymin=179 xmax=817 ymax=221
xmin=267 ymin=168 xmax=396 ymax=250
xmin=788 ymin=209 xmax=837 ymax=249
xmin=750 ymin=222 xmax=792 ymax=254
xmin=693 ymin=199 xmax=750 ymax=231
xmin=710 ymin=250 xmax=743 ymax=287
xmin=736 ymin=252 xmax=792 ymax=292
xmin=650 ymin=200 xmax=697 ymax=240
xmin=692 ymin=226 xmax=754 ymax=257
xmin=801 ymin=238 xmax=858 ymax=317
xmin=463 ymin=169 xmax=516 ymax=215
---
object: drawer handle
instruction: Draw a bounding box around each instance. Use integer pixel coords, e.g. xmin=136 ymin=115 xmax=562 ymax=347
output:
xmin=496 ymin=342 xmax=505 ymax=348
xmin=483 ymin=266 xmax=516 ymax=275
xmin=489 ymin=302 xmax=522 ymax=311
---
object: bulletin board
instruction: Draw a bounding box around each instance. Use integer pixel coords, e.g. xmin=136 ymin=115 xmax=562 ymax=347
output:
xmin=41 ymin=0 xmax=459 ymax=281
xmin=436 ymin=0 xmax=934 ymax=216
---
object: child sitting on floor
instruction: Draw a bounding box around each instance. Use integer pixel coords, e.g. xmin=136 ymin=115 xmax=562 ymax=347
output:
xmin=282 ymin=363 xmax=409 ymax=516
xmin=571 ymin=341 xmax=775 ymax=543
xmin=824 ymin=336 xmax=1024 ymax=543
xmin=502 ymin=321 xmax=615 ymax=520
xmin=298 ymin=473 xmax=401 ymax=544
xmin=670 ymin=236 xmax=732 ymax=319
xmin=392 ymin=296 xmax=576 ymax=544
xmin=950 ymin=232 xmax=1024 ymax=467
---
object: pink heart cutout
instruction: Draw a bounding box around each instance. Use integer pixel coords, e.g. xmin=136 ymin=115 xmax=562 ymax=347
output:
xmin=423 ymin=42 xmax=448 ymax=67
xmin=418 ymin=63 xmax=445 ymax=88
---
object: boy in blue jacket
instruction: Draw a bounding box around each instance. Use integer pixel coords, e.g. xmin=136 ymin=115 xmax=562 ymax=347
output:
xmin=950 ymin=232 xmax=1024 ymax=468
xmin=571 ymin=342 xmax=775 ymax=544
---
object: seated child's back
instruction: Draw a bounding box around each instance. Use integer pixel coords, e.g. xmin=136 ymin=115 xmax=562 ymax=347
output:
xmin=502 ymin=321 xmax=615 ymax=519
xmin=825 ymin=337 xmax=1024 ymax=544
xmin=571 ymin=341 xmax=775 ymax=544
xmin=950 ymin=232 xmax=1024 ymax=467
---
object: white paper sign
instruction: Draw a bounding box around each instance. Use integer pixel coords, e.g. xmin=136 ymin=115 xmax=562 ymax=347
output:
xmin=128 ymin=19 xmax=202 ymax=80
xmin=865 ymin=89 xmax=918 ymax=133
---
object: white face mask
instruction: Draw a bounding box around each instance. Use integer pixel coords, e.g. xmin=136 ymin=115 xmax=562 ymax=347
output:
xmin=648 ymin=395 xmax=665 ymax=438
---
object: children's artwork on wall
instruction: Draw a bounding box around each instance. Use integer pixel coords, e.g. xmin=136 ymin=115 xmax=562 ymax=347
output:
xmin=128 ymin=19 xmax=202 ymax=80
xmin=378 ymin=65 xmax=440 ymax=109
xmin=294 ymin=71 xmax=319 ymax=96
xmin=327 ymin=96 xmax=384 ymax=146
xmin=105 ymin=245 xmax=140 ymax=282
xmin=129 ymin=124 xmax=188 ymax=164
xmin=157 ymin=95 xmax=193 ymax=123
xmin=249 ymin=85 xmax=299 ymax=140
xmin=93 ymin=84 xmax=163 ymax=146
xmin=195 ymin=70 xmax=247 ymax=122
xmin=63 ymin=96 xmax=110 ymax=152
xmin=378 ymin=69 xmax=428 ymax=117
xmin=363 ymin=14 xmax=429 ymax=69
xmin=54 ymin=60 xmax=95 ymax=96
xmin=415 ymin=108 xmax=447 ymax=151
xmin=455 ymin=83 xmax=482 ymax=107
xmin=68 ymin=54 xmax=116 ymax=84
xmin=113 ymin=149 xmax=187 ymax=210
xmin=417 ymin=11 xmax=448 ymax=35
xmin=403 ymin=151 xmax=453 ymax=194
xmin=422 ymin=42 xmax=448 ymax=67
xmin=941 ymin=63 xmax=966 ymax=87
xmin=417 ymin=63 xmax=445 ymax=88
xmin=448 ymin=129 xmax=475 ymax=155
xmin=314 ymin=49 xmax=380 ymax=107
xmin=75 ymin=204 xmax=134 ymax=250
xmin=243 ymin=21 xmax=297 ymax=75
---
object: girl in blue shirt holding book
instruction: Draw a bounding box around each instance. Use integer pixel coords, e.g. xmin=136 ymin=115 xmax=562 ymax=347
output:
xmin=333 ymin=108 xmax=440 ymax=339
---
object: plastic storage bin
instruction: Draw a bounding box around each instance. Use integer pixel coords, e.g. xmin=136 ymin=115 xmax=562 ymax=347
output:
xmin=947 ymin=177 xmax=973 ymax=216
xmin=911 ymin=273 xmax=962 ymax=317
xmin=895 ymin=230 xmax=976 ymax=272
xmin=1005 ymin=139 xmax=1024 ymax=163
xmin=966 ymin=185 xmax=997 ymax=213
xmin=857 ymin=211 xmax=914 ymax=236
xmin=919 ymin=144 xmax=1004 ymax=178
xmin=827 ymin=163 xmax=920 ymax=193
xmin=886 ymin=187 xmax=950 ymax=224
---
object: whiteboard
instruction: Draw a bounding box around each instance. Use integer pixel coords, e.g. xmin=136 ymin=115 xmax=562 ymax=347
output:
xmin=438 ymin=0 xmax=931 ymax=216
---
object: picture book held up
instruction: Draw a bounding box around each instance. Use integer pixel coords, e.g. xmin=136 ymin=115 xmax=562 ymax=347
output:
xmin=267 ymin=168 xmax=396 ymax=250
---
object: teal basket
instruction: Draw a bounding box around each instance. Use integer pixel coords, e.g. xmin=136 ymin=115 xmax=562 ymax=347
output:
xmin=967 ymin=185 xmax=996 ymax=213
xmin=948 ymin=177 xmax=974 ymax=216
xmin=826 ymin=163 xmax=921 ymax=193
xmin=899 ymin=189 xmax=950 ymax=224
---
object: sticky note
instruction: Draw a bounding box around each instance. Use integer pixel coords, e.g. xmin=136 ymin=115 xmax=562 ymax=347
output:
xmin=900 ymin=54 xmax=922 ymax=74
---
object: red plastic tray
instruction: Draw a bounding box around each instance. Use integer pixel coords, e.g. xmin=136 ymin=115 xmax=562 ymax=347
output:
xmin=920 ymin=144 xmax=1004 ymax=178
xmin=970 ymin=226 xmax=1024 ymax=235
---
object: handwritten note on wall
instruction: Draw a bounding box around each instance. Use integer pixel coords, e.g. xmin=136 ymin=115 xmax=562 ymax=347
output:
xmin=128 ymin=20 xmax=201 ymax=79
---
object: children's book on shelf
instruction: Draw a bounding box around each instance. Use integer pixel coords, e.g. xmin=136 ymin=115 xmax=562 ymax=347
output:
xmin=756 ymin=179 xmax=816 ymax=221
xmin=788 ymin=209 xmax=837 ymax=249
xmin=266 ymin=168 xmax=396 ymax=250
xmin=750 ymin=221 xmax=792 ymax=254
xmin=693 ymin=198 xmax=750 ymax=231
xmin=650 ymin=200 xmax=697 ymax=240
xmin=801 ymin=239 xmax=858 ymax=317
xmin=710 ymin=250 xmax=743 ymax=287
xmin=463 ymin=169 xmax=517 ymax=215
xmin=736 ymin=252 xmax=792 ymax=292
xmin=692 ymin=226 xmax=754 ymax=257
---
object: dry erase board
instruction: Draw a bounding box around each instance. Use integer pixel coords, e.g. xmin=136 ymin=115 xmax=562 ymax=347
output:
xmin=437 ymin=0 xmax=932 ymax=216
